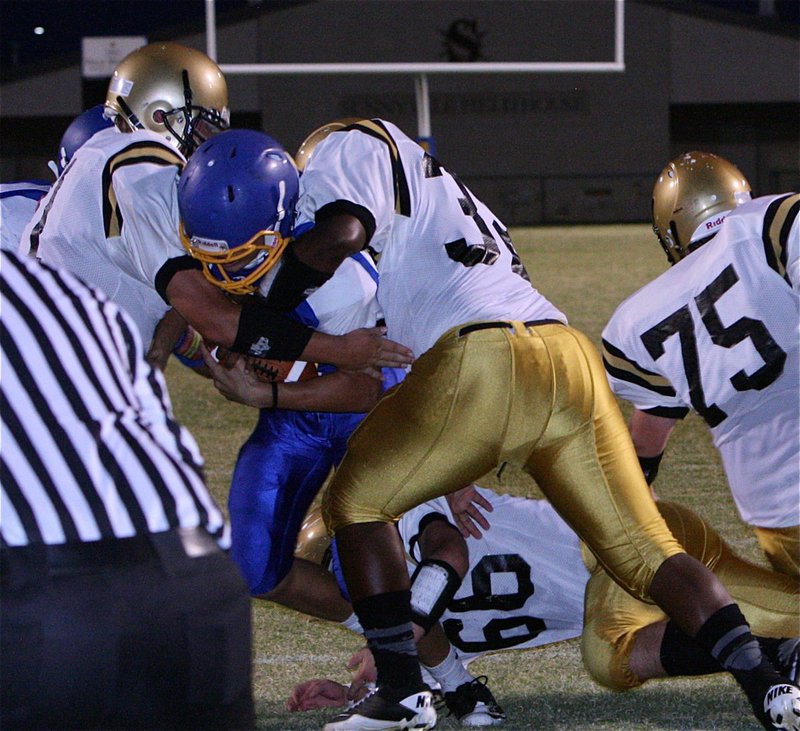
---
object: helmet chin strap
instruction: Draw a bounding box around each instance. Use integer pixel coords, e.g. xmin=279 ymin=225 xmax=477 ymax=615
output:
xmin=115 ymin=97 xmax=143 ymax=131
xmin=178 ymin=69 xmax=197 ymax=154
xmin=182 ymin=69 xmax=193 ymax=108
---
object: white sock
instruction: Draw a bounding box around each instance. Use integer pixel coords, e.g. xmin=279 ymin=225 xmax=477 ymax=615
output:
xmin=341 ymin=612 xmax=363 ymax=633
xmin=422 ymin=645 xmax=473 ymax=693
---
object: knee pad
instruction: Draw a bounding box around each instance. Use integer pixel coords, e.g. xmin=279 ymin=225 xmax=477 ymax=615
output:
xmin=410 ymin=559 xmax=462 ymax=634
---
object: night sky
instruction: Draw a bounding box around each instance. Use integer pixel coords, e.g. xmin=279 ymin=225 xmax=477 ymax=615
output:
xmin=0 ymin=0 xmax=282 ymax=76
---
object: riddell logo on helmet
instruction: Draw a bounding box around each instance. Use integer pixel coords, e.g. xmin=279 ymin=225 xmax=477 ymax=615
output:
xmin=704 ymin=215 xmax=726 ymax=231
xmin=190 ymin=236 xmax=229 ymax=253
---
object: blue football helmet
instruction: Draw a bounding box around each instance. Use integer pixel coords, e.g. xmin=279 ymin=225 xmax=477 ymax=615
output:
xmin=54 ymin=105 xmax=114 ymax=175
xmin=178 ymin=129 xmax=299 ymax=295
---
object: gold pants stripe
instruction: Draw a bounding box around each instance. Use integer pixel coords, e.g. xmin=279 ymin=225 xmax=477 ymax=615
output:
xmin=323 ymin=321 xmax=683 ymax=599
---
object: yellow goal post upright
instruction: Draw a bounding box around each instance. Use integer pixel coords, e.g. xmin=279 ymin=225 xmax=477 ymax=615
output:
xmin=203 ymin=0 xmax=625 ymax=154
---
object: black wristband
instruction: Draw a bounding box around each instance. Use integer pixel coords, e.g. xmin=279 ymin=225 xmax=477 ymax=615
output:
xmin=638 ymin=453 xmax=664 ymax=485
xmin=270 ymin=381 xmax=279 ymax=410
xmin=264 ymin=243 xmax=333 ymax=311
xmin=233 ymin=298 xmax=313 ymax=360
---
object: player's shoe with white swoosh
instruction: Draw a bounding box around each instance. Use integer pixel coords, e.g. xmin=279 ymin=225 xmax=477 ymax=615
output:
xmin=761 ymin=682 xmax=800 ymax=730
xmin=323 ymin=685 xmax=436 ymax=730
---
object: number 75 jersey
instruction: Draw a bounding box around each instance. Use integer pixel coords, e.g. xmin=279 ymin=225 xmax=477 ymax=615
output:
xmin=602 ymin=193 xmax=800 ymax=529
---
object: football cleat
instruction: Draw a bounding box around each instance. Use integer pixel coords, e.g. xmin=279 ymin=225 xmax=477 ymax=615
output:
xmin=762 ymin=683 xmax=800 ymax=730
xmin=323 ymin=685 xmax=436 ymax=730
xmin=444 ymin=676 xmax=506 ymax=727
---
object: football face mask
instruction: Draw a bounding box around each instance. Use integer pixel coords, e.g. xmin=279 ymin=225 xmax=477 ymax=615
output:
xmin=179 ymin=226 xmax=291 ymax=296
xmin=178 ymin=129 xmax=299 ymax=295
xmin=106 ymin=42 xmax=230 ymax=156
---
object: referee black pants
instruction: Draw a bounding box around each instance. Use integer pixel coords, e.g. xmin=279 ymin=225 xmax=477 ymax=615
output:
xmin=1 ymin=530 xmax=255 ymax=730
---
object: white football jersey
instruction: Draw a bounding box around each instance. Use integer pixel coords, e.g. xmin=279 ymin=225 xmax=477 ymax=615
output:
xmin=1 ymin=181 xmax=50 ymax=252
xmin=262 ymin=250 xmax=383 ymax=337
xmin=398 ymin=487 xmax=588 ymax=663
xmin=295 ymin=119 xmax=565 ymax=356
xmin=22 ymin=127 xmax=186 ymax=347
xmin=602 ymin=194 xmax=800 ymax=528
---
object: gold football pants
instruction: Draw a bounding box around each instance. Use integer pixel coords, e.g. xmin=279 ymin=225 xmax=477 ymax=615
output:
xmin=753 ymin=524 xmax=800 ymax=579
xmin=581 ymin=500 xmax=800 ymax=691
xmin=323 ymin=321 xmax=683 ymax=599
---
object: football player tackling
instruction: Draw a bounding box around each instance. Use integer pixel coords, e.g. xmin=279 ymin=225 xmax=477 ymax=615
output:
xmin=202 ymin=119 xmax=800 ymax=730
xmin=23 ymin=42 xmax=410 ymax=375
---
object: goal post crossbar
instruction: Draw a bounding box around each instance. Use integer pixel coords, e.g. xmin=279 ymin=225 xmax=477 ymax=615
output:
xmin=216 ymin=61 xmax=625 ymax=75
xmin=205 ymin=0 xmax=625 ymax=138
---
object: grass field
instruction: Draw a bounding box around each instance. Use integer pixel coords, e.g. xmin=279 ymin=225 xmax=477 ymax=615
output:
xmin=165 ymin=224 xmax=766 ymax=730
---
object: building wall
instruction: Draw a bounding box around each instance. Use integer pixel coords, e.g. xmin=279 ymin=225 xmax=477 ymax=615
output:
xmin=1 ymin=0 xmax=797 ymax=224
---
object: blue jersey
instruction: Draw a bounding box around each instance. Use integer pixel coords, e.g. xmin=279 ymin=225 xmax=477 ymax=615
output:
xmin=229 ymin=250 xmax=405 ymax=593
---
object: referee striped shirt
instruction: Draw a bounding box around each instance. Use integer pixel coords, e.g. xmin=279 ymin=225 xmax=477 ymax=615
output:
xmin=0 ymin=251 xmax=228 ymax=548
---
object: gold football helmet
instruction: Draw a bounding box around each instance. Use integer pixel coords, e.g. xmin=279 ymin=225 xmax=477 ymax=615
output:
xmin=294 ymin=504 xmax=332 ymax=565
xmin=652 ymin=151 xmax=751 ymax=264
xmin=294 ymin=118 xmax=362 ymax=172
xmin=105 ymin=42 xmax=230 ymax=156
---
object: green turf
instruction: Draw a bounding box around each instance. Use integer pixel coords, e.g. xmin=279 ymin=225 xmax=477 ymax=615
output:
xmin=165 ymin=224 xmax=763 ymax=730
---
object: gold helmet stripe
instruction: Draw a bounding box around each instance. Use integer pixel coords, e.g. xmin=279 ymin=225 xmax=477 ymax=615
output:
xmin=601 ymin=338 xmax=677 ymax=396
xmin=102 ymin=141 xmax=184 ymax=238
xmin=762 ymin=193 xmax=800 ymax=285
xmin=348 ymin=119 xmax=411 ymax=217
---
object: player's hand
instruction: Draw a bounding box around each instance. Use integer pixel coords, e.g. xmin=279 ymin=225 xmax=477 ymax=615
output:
xmin=286 ymin=678 xmax=349 ymax=711
xmin=346 ymin=646 xmax=377 ymax=700
xmin=445 ymin=484 xmax=493 ymax=538
xmin=199 ymin=343 xmax=272 ymax=408
xmin=337 ymin=327 xmax=414 ymax=370
xmin=146 ymin=308 xmax=192 ymax=371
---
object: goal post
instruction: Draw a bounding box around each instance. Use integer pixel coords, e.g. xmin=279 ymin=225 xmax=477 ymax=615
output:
xmin=203 ymin=0 xmax=625 ymax=141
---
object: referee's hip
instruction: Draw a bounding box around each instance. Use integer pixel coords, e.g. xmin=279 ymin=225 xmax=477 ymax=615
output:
xmin=1 ymin=527 xmax=222 ymax=589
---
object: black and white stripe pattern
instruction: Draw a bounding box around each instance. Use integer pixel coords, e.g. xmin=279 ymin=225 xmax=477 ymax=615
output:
xmin=1 ymin=251 xmax=228 ymax=548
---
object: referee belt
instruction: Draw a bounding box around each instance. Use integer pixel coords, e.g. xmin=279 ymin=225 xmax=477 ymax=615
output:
xmin=1 ymin=527 xmax=221 ymax=582
xmin=457 ymin=318 xmax=563 ymax=337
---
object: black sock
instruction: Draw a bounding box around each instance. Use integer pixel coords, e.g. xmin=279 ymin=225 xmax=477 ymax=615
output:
xmin=660 ymin=620 xmax=723 ymax=677
xmin=694 ymin=604 xmax=784 ymax=707
xmin=354 ymin=590 xmax=424 ymax=693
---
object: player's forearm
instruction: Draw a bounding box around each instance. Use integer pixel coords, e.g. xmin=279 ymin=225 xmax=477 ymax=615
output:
xmin=147 ymin=308 xmax=190 ymax=370
xmin=629 ymin=410 xmax=677 ymax=485
xmin=259 ymin=217 xmax=365 ymax=312
xmin=166 ymin=268 xmax=247 ymax=349
xmin=165 ymin=264 xmax=412 ymax=369
xmin=268 ymin=558 xmax=353 ymax=622
xmin=293 ymin=215 xmax=366 ymax=273
xmin=629 ymin=409 xmax=677 ymax=457
xmin=277 ymin=371 xmax=381 ymax=412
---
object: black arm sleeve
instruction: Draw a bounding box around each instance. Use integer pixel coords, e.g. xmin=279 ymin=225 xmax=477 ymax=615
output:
xmin=263 ymin=243 xmax=334 ymax=311
xmin=233 ymin=297 xmax=314 ymax=360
